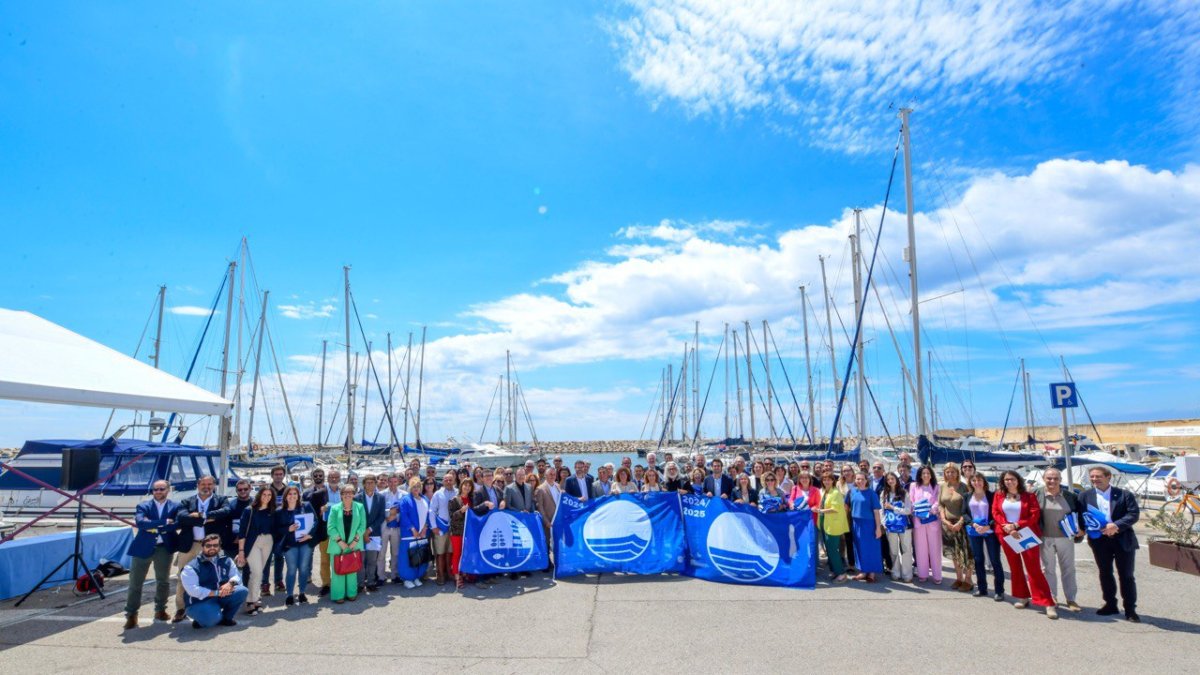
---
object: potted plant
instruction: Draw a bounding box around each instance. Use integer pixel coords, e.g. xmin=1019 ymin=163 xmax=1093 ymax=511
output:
xmin=1146 ymin=507 xmax=1200 ymax=576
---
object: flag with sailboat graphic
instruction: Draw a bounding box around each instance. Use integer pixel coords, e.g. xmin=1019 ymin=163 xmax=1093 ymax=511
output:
xmin=680 ymin=494 xmax=816 ymax=588
xmin=552 ymin=492 xmax=686 ymax=577
xmin=459 ymin=509 xmax=548 ymax=575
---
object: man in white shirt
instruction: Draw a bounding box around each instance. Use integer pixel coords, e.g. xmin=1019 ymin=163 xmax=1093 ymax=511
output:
xmin=172 ymin=476 xmax=229 ymax=622
xmin=179 ymin=534 xmax=248 ymax=629
xmin=565 ymin=461 xmax=593 ymax=501
xmin=429 ymin=470 xmax=457 ymax=585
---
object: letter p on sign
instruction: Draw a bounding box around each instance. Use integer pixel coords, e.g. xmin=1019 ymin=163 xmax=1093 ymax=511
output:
xmin=1049 ymin=382 xmax=1078 ymax=409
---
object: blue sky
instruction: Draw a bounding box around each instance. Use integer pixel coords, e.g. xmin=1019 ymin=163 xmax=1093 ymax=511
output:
xmin=2 ymin=1 xmax=1197 ymax=447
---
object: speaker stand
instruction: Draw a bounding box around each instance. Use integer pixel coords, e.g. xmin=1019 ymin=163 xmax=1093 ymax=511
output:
xmin=15 ymin=496 xmax=107 ymax=606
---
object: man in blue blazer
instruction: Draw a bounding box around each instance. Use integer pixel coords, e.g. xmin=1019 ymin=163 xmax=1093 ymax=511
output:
xmin=563 ymin=461 xmax=594 ymax=501
xmin=356 ymin=475 xmax=388 ymax=591
xmin=704 ymin=459 xmax=734 ymax=499
xmin=171 ymin=475 xmax=230 ymax=622
xmin=124 ymin=480 xmax=180 ymax=630
xmin=1079 ymin=466 xmax=1140 ymax=622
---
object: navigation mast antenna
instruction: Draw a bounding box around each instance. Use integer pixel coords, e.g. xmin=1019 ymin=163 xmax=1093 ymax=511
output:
xmin=899 ymin=107 xmax=926 ymax=438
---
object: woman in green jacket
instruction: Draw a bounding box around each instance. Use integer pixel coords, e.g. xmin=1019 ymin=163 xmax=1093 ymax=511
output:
xmin=326 ymin=484 xmax=367 ymax=603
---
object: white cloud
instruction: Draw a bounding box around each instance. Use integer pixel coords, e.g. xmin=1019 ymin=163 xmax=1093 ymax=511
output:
xmin=611 ymin=0 xmax=1198 ymax=151
xmin=168 ymin=305 xmax=217 ymax=317
xmin=277 ymin=301 xmax=336 ymax=320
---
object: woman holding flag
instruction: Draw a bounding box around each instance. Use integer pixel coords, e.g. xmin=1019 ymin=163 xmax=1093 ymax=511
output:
xmin=847 ymin=472 xmax=884 ymax=582
xmin=880 ymin=472 xmax=913 ymax=583
xmin=994 ymin=471 xmax=1057 ymax=619
xmin=966 ymin=473 xmax=1005 ymax=601
xmin=757 ymin=473 xmax=788 ymax=513
xmin=909 ymin=466 xmax=942 ymax=584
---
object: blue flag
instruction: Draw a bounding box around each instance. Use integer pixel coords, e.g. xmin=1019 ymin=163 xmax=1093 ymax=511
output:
xmin=883 ymin=502 xmax=909 ymax=534
xmin=1059 ymin=513 xmax=1080 ymax=537
xmin=552 ymin=492 xmax=686 ymax=577
xmin=1083 ymin=504 xmax=1110 ymax=539
xmin=459 ymin=509 xmax=549 ymax=575
xmin=680 ymin=494 xmax=816 ymax=588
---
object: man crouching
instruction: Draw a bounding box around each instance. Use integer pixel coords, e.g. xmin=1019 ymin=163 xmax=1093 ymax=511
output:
xmin=179 ymin=534 xmax=248 ymax=628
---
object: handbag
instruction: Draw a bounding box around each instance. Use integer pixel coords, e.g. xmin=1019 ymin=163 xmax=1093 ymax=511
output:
xmin=407 ymin=539 xmax=432 ymax=567
xmin=333 ymin=550 xmax=363 ymax=575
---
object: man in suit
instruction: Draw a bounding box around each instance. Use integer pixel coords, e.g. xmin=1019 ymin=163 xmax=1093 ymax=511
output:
xmin=534 ymin=468 xmax=561 ymax=564
xmin=591 ymin=464 xmax=613 ymax=498
xmin=504 ymin=468 xmax=537 ymax=579
xmin=356 ymin=474 xmax=388 ymax=591
xmin=171 ymin=475 xmax=230 ymax=622
xmin=1080 ymin=466 xmax=1140 ymax=622
xmin=473 ymin=469 xmax=503 ymax=516
xmin=564 ymin=461 xmax=594 ymax=502
xmin=704 ymin=459 xmax=734 ymax=499
xmin=124 ymin=480 xmax=179 ymax=630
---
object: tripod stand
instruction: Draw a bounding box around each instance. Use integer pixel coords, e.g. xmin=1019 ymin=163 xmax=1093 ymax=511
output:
xmin=16 ymin=495 xmax=106 ymax=606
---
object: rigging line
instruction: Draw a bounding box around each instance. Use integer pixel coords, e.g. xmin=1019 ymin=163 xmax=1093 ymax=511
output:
xmin=860 ymin=369 xmax=896 ymax=449
xmin=102 ymin=290 xmax=160 ymax=437
xmin=165 ymin=266 xmax=230 ymax=443
xmin=349 ymin=293 xmax=403 ymax=454
xmin=765 ymin=324 xmax=813 ymax=443
xmin=1060 ymin=361 xmax=1105 ymax=444
xmin=639 ymin=372 xmax=664 ymax=443
xmin=997 ymin=365 xmax=1023 ymax=447
xmin=509 ymin=359 xmax=539 ymax=444
xmin=688 ymin=331 xmax=728 ymax=450
xmin=828 ymin=130 xmax=902 ymax=450
xmin=479 ymin=376 xmax=501 ymax=444
xmin=656 ymin=357 xmax=687 ymax=451
xmin=323 ymin=380 xmax=347 ymax=447
xmin=742 ymin=324 xmax=798 ymax=446
xmin=264 ymin=313 xmax=302 ymax=448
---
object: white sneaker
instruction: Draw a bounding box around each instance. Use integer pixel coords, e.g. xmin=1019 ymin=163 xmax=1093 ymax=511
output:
xmin=414 ymin=579 xmax=424 ymax=587
xmin=403 ymin=580 xmax=416 ymax=589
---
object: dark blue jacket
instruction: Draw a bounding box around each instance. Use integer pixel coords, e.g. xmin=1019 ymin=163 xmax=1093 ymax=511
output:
xmin=356 ymin=490 xmax=388 ymax=537
xmin=238 ymin=507 xmax=279 ymax=553
xmin=223 ymin=497 xmax=253 ymax=554
xmin=704 ymin=475 xmax=734 ymax=499
xmin=563 ymin=475 xmax=593 ymax=500
xmin=175 ymin=494 xmax=231 ymax=553
xmin=128 ymin=498 xmax=180 ymax=559
xmin=1080 ymin=485 xmax=1140 ymax=551
xmin=274 ymin=504 xmax=316 ymax=551
xmin=183 ymin=553 xmax=242 ymax=607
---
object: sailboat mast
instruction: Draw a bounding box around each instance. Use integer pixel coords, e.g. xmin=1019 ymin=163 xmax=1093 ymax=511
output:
xmin=401 ymin=332 xmax=413 ymax=451
xmin=819 ymin=255 xmax=840 ymax=438
xmin=681 ymin=344 xmax=688 ymax=442
xmin=344 ymin=266 xmax=354 ymax=454
xmin=318 ymin=340 xmax=327 ymax=450
xmin=506 ymin=350 xmax=513 ymax=445
xmin=763 ymin=320 xmax=773 ymax=441
xmin=217 ymin=261 xmax=236 ymax=495
xmin=246 ymin=290 xmax=269 ymax=453
xmin=693 ymin=321 xmax=699 ymax=438
xmin=733 ymin=330 xmax=744 ymax=439
xmin=387 ymin=333 xmax=395 ymax=461
xmin=724 ymin=322 xmax=730 ymax=440
xmin=743 ymin=321 xmax=755 ymax=443
xmin=900 ymin=108 xmax=926 ymax=438
xmin=362 ymin=341 xmax=371 ymax=447
xmin=234 ymin=244 xmax=245 ymax=450
xmin=414 ymin=326 xmax=426 ymax=447
xmin=149 ymin=285 xmax=166 ymax=439
xmin=800 ymin=286 xmax=815 ymax=441
xmin=852 ymin=209 xmax=866 ymax=448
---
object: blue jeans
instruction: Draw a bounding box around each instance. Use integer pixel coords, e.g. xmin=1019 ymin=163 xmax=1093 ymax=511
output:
xmin=284 ymin=545 xmax=314 ymax=597
xmin=968 ymin=533 xmax=1004 ymax=594
xmin=186 ymin=586 xmax=249 ymax=627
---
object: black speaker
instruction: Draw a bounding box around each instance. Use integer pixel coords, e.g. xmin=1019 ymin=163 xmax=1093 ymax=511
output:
xmin=61 ymin=448 xmax=102 ymax=491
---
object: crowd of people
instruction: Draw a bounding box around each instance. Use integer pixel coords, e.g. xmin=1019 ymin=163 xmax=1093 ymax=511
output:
xmin=123 ymin=450 xmax=1142 ymax=631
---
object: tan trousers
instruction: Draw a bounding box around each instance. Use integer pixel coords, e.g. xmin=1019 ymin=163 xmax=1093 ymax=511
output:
xmin=318 ymin=538 xmax=331 ymax=587
xmin=245 ymin=536 xmax=273 ymax=604
xmin=173 ymin=541 xmax=204 ymax=613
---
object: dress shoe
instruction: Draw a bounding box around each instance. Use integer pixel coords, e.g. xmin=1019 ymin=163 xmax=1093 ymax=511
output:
xmin=154 ymin=610 xmax=170 ymax=622
xmin=192 ymin=620 xmax=202 ymax=629
xmin=298 ymin=594 xmax=309 ymax=604
xmin=972 ymin=589 xmax=987 ymax=598
xmin=172 ymin=609 xmax=188 ymax=623
xmin=993 ymin=592 xmax=1005 ymax=602
xmin=1125 ymin=612 xmax=1141 ymax=623
xmin=219 ymin=618 xmax=237 ymax=627
xmin=285 ymin=595 xmax=294 ymax=606
xmin=319 ymin=585 xmax=330 ymax=596
xmin=950 ymin=580 xmax=963 ymax=590
xmin=1097 ymin=605 xmax=1119 ymax=616
xmin=123 ymin=614 xmax=139 ymax=630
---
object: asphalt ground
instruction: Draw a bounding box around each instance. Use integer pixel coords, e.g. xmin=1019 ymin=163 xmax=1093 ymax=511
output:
xmin=0 ymin=535 xmax=1197 ymax=674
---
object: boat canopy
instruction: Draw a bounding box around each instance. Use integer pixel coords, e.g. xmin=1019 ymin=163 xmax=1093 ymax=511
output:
xmin=1046 ymin=455 xmax=1152 ymax=475
xmin=917 ymin=435 xmax=1048 ymax=467
xmin=0 ymin=308 xmax=232 ymax=416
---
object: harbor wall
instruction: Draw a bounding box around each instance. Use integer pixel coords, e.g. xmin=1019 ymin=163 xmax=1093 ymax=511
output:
xmin=973 ymin=418 xmax=1200 ymax=450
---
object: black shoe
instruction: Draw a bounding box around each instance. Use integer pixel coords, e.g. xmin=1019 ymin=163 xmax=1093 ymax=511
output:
xmin=219 ymin=618 xmax=237 ymax=627
xmin=993 ymin=592 xmax=1004 ymax=602
xmin=972 ymin=589 xmax=986 ymax=598
xmin=1125 ymin=612 xmax=1141 ymax=623
xmin=285 ymin=595 xmax=294 ymax=606
xmin=191 ymin=620 xmax=202 ymax=629
xmin=1097 ymin=605 xmax=1119 ymax=616
xmin=318 ymin=585 xmax=330 ymax=597
xmin=509 ymin=573 xmax=519 ymax=580
xmin=298 ymin=594 xmax=309 ymax=604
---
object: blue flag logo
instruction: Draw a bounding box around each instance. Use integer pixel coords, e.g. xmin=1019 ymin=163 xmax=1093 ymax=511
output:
xmin=553 ymin=492 xmax=686 ymax=577
xmin=682 ymin=494 xmax=816 ymax=588
xmin=460 ymin=509 xmax=548 ymax=575
xmin=583 ymin=499 xmax=652 ymax=562
xmin=1083 ymin=504 xmax=1110 ymax=539
xmin=706 ymin=512 xmax=780 ymax=581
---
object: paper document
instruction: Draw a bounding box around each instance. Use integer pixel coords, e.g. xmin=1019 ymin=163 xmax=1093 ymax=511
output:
xmin=366 ymin=536 xmax=381 ymax=551
xmin=1003 ymin=527 xmax=1041 ymax=553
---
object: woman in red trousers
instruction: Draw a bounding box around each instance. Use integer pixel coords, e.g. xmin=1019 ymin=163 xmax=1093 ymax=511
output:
xmin=447 ymin=479 xmax=475 ymax=590
xmin=993 ymin=470 xmax=1057 ymax=619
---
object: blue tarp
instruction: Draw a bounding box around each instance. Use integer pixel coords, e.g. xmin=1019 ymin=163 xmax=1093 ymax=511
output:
xmin=0 ymin=526 xmax=133 ymax=600
xmin=1046 ymin=455 xmax=1152 ymax=475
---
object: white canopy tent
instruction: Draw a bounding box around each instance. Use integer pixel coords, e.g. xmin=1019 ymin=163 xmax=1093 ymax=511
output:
xmin=0 ymin=308 xmax=232 ymax=416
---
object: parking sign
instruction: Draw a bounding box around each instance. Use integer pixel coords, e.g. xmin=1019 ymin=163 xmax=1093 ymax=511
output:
xmin=1049 ymin=382 xmax=1078 ymax=409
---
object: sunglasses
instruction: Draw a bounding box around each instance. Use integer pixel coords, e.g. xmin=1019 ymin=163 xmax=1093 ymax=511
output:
xmin=152 ymin=487 xmax=168 ymax=492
